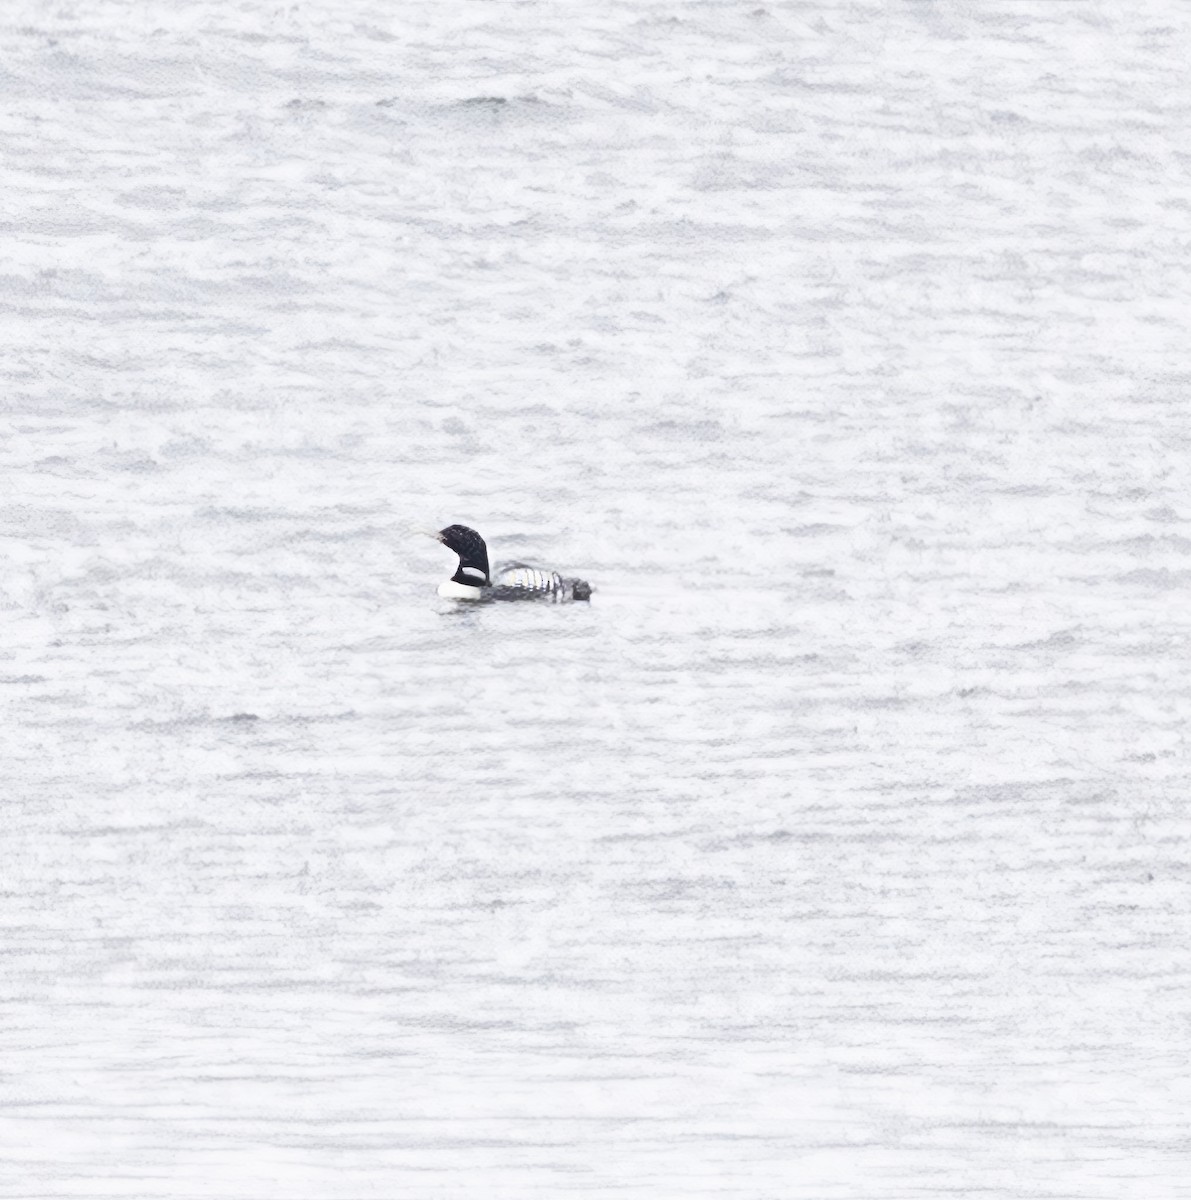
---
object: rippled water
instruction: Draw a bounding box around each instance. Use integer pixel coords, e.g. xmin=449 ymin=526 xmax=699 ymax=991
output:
xmin=4 ymin=2 xmax=1191 ymax=1196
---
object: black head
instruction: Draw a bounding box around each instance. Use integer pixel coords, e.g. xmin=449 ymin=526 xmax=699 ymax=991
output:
xmin=437 ymin=524 xmax=490 ymax=584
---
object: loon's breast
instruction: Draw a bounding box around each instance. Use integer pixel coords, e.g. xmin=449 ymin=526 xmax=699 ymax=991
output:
xmin=437 ymin=578 xmax=485 ymax=600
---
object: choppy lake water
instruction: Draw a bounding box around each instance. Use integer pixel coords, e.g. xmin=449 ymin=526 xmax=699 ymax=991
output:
xmin=3 ymin=1 xmax=1191 ymax=1196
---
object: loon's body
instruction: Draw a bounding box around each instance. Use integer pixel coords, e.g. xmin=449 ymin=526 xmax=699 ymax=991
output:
xmin=433 ymin=524 xmax=592 ymax=603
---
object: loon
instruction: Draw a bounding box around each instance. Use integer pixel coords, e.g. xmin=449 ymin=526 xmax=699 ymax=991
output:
xmin=432 ymin=524 xmax=592 ymax=602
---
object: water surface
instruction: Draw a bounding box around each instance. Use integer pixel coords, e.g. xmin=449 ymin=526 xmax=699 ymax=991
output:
xmin=2 ymin=2 xmax=1190 ymax=1196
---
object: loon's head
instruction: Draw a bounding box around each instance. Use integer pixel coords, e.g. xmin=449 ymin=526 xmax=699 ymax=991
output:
xmin=435 ymin=524 xmax=490 ymax=597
